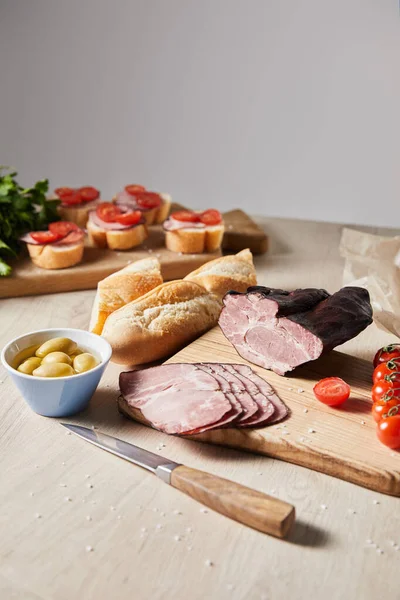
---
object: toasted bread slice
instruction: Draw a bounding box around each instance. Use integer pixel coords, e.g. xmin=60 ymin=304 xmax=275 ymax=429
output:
xmin=27 ymin=241 xmax=84 ymax=270
xmin=89 ymin=257 xmax=163 ymax=334
xmin=165 ymin=223 xmax=224 ymax=254
xmin=184 ymin=248 xmax=256 ymax=297
xmin=87 ymin=220 xmax=148 ymax=250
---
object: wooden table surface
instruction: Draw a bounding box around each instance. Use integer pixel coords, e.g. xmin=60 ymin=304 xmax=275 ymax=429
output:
xmin=1 ymin=217 xmax=399 ymax=600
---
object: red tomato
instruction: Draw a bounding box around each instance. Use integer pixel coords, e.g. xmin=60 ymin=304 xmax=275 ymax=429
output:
xmin=171 ymin=210 xmax=200 ymax=223
xmin=49 ymin=221 xmax=80 ymax=237
xmin=372 ymin=380 xmax=400 ymax=403
xmin=60 ymin=191 xmax=83 ymax=206
xmin=96 ymin=202 xmax=121 ymax=223
xmin=136 ymin=192 xmax=161 ymax=210
xmin=125 ymin=184 xmax=146 ymax=195
xmin=199 ymin=209 xmax=222 ymax=225
xmin=372 ymin=399 xmax=400 ymax=423
xmin=79 ymin=186 xmax=100 ymax=202
xmin=377 ymin=415 xmax=400 ymax=449
xmin=31 ymin=231 xmax=61 ymax=244
xmin=114 ymin=211 xmax=142 ymax=226
xmin=373 ymin=344 xmax=400 ymax=368
xmin=54 ymin=187 xmax=75 ymax=198
xmin=313 ymin=377 xmax=351 ymax=406
xmin=373 ymin=360 xmax=400 ymax=384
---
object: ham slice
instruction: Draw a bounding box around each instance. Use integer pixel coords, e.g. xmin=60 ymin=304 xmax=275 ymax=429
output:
xmin=88 ymin=210 xmax=145 ymax=231
xmin=19 ymin=229 xmax=84 ymax=246
xmin=163 ymin=217 xmax=205 ymax=231
xmin=119 ymin=362 xmax=288 ymax=435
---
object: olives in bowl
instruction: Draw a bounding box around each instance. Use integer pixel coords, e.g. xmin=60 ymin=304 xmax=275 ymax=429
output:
xmin=1 ymin=329 xmax=112 ymax=417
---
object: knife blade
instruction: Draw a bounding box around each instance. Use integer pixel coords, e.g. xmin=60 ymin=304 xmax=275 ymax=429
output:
xmin=61 ymin=423 xmax=295 ymax=538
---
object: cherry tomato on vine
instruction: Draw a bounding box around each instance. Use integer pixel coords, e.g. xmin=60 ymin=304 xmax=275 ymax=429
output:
xmin=371 ymin=381 xmax=400 ymax=403
xmin=373 ymin=360 xmax=400 ymax=384
xmin=376 ymin=415 xmax=400 ymax=449
xmin=373 ymin=344 xmax=400 ymax=368
xmin=372 ymin=399 xmax=400 ymax=423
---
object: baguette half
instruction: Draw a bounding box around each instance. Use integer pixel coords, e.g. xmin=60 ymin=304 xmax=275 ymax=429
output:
xmin=90 ymin=257 xmax=163 ymax=334
xmin=184 ymin=248 xmax=257 ymax=297
xmin=102 ymin=280 xmax=222 ymax=365
xmin=87 ymin=220 xmax=148 ymax=250
xmin=58 ymin=204 xmax=93 ymax=228
xmin=165 ymin=224 xmax=224 ymax=254
xmin=27 ymin=241 xmax=84 ymax=270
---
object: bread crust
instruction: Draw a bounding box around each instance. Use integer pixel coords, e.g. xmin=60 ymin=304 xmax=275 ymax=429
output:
xmin=90 ymin=257 xmax=163 ymax=334
xmin=58 ymin=204 xmax=92 ymax=228
xmin=27 ymin=241 xmax=84 ymax=270
xmin=87 ymin=220 xmax=148 ymax=250
xmin=102 ymin=280 xmax=222 ymax=365
xmin=184 ymin=248 xmax=257 ymax=297
xmin=165 ymin=223 xmax=224 ymax=254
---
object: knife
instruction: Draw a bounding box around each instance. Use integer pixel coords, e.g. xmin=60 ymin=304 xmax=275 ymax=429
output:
xmin=61 ymin=423 xmax=295 ymax=538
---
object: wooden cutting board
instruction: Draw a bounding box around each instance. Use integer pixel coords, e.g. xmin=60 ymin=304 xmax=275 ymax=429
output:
xmin=0 ymin=209 xmax=267 ymax=299
xmin=162 ymin=327 xmax=400 ymax=497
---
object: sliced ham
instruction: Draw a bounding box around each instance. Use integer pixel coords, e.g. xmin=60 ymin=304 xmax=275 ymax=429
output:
xmin=163 ymin=217 xmax=205 ymax=231
xmin=119 ymin=362 xmax=288 ymax=435
xmin=19 ymin=229 xmax=84 ymax=246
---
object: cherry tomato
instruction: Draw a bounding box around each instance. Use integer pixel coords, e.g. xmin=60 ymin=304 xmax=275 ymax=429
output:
xmin=373 ymin=344 xmax=400 ymax=368
xmin=114 ymin=211 xmax=142 ymax=226
xmin=49 ymin=221 xmax=80 ymax=237
xmin=136 ymin=192 xmax=161 ymax=210
xmin=60 ymin=191 xmax=83 ymax=206
xmin=125 ymin=184 xmax=146 ymax=195
xmin=96 ymin=202 xmax=122 ymax=223
xmin=79 ymin=186 xmax=100 ymax=202
xmin=372 ymin=399 xmax=400 ymax=423
xmin=31 ymin=231 xmax=61 ymax=244
xmin=54 ymin=187 xmax=75 ymax=198
xmin=373 ymin=360 xmax=400 ymax=384
xmin=199 ymin=209 xmax=222 ymax=225
xmin=171 ymin=210 xmax=200 ymax=223
xmin=377 ymin=415 xmax=400 ymax=449
xmin=372 ymin=380 xmax=400 ymax=403
xmin=313 ymin=377 xmax=351 ymax=406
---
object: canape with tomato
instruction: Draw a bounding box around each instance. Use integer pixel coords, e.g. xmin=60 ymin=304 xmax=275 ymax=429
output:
xmin=114 ymin=185 xmax=171 ymax=225
xmin=53 ymin=186 xmax=101 ymax=228
xmin=163 ymin=209 xmax=224 ymax=254
xmin=20 ymin=221 xmax=85 ymax=270
xmin=86 ymin=202 xmax=148 ymax=250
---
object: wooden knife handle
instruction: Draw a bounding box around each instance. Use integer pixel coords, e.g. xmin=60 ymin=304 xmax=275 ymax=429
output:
xmin=170 ymin=465 xmax=295 ymax=538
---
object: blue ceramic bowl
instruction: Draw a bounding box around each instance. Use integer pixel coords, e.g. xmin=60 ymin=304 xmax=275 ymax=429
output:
xmin=1 ymin=328 xmax=112 ymax=417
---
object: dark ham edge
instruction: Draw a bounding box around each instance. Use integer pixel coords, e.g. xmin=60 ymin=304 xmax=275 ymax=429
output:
xmin=229 ymin=364 xmax=289 ymax=426
xmin=88 ymin=209 xmax=146 ymax=231
xmin=225 ymin=286 xmax=330 ymax=317
xmin=196 ymin=363 xmax=259 ymax=423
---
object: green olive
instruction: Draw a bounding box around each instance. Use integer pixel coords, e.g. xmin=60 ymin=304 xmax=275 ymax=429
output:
xmin=13 ymin=344 xmax=40 ymax=369
xmin=36 ymin=337 xmax=77 ymax=358
xmin=73 ymin=353 xmax=98 ymax=373
xmin=33 ymin=363 xmax=75 ymax=378
xmin=18 ymin=357 xmax=42 ymax=375
xmin=42 ymin=352 xmax=72 ymax=366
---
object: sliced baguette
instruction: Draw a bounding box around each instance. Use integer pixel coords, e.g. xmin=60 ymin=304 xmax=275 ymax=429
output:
xmin=102 ymin=280 xmax=222 ymax=365
xmin=58 ymin=204 xmax=93 ymax=228
xmin=87 ymin=220 xmax=148 ymax=250
xmin=27 ymin=241 xmax=84 ymax=270
xmin=184 ymin=248 xmax=257 ymax=297
xmin=90 ymin=257 xmax=163 ymax=334
xmin=165 ymin=223 xmax=224 ymax=254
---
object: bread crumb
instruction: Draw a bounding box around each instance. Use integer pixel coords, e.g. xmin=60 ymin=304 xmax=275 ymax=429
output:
xmin=308 ymin=428 xmax=315 ymax=434
xmin=85 ymin=545 xmax=94 ymax=552
xmin=186 ymin=527 xmax=193 ymax=533
xmin=187 ymin=545 xmax=193 ymax=551
xmin=156 ymin=524 xmax=162 ymax=530
xmin=257 ymin=472 xmax=263 ymax=476
xmin=174 ymin=535 xmax=181 ymax=542
xmin=61 ymin=462 xmax=66 ymax=466
xmin=373 ymin=500 xmax=380 ymax=505
xmin=377 ymin=548 xmax=383 ymax=554
xmin=297 ymin=388 xmax=304 ymax=393
xmin=205 ymin=559 xmax=214 ymax=567
xmin=282 ymin=431 xmax=290 ymax=436
xmin=303 ymin=408 xmax=308 ymax=413
xmin=29 ymin=492 xmax=34 ymax=497
xmin=35 ymin=513 xmax=42 ymax=519
xmin=320 ymin=504 xmax=327 ymax=510
xmin=200 ymin=508 xmax=208 ymax=513
xmin=110 ymin=506 xmax=116 ymax=511
xmin=64 ymin=496 xmax=72 ymax=502
xmin=87 ymin=484 xmax=93 ymax=489
xmin=86 ymin=516 xmax=92 ymax=521
xmin=361 ymin=420 xmax=366 ymax=425
xmin=59 ymin=483 xmax=67 ymax=487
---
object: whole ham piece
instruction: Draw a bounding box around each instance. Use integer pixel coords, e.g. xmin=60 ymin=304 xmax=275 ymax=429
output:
xmin=119 ymin=363 xmax=288 ymax=435
xmin=219 ymin=286 xmax=373 ymax=375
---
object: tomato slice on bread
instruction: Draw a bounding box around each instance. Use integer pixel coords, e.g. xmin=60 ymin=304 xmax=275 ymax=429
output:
xmin=31 ymin=231 xmax=62 ymax=244
xmin=125 ymin=184 xmax=146 ymax=195
xmin=115 ymin=211 xmax=142 ymax=226
xmin=54 ymin=187 xmax=75 ymax=199
xmin=96 ymin=202 xmax=122 ymax=223
xmin=171 ymin=210 xmax=200 ymax=223
xmin=79 ymin=186 xmax=100 ymax=202
xmin=313 ymin=377 xmax=350 ymax=406
xmin=136 ymin=192 xmax=161 ymax=210
xmin=60 ymin=191 xmax=83 ymax=206
xmin=49 ymin=221 xmax=81 ymax=237
xmin=199 ymin=209 xmax=222 ymax=225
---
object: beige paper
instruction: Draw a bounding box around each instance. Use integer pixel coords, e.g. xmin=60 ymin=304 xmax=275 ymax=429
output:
xmin=339 ymin=228 xmax=400 ymax=337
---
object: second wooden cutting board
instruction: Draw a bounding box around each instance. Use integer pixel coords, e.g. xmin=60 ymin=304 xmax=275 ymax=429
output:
xmin=163 ymin=326 xmax=400 ymax=497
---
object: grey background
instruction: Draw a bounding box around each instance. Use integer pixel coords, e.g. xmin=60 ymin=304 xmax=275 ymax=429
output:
xmin=0 ymin=0 xmax=398 ymax=226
